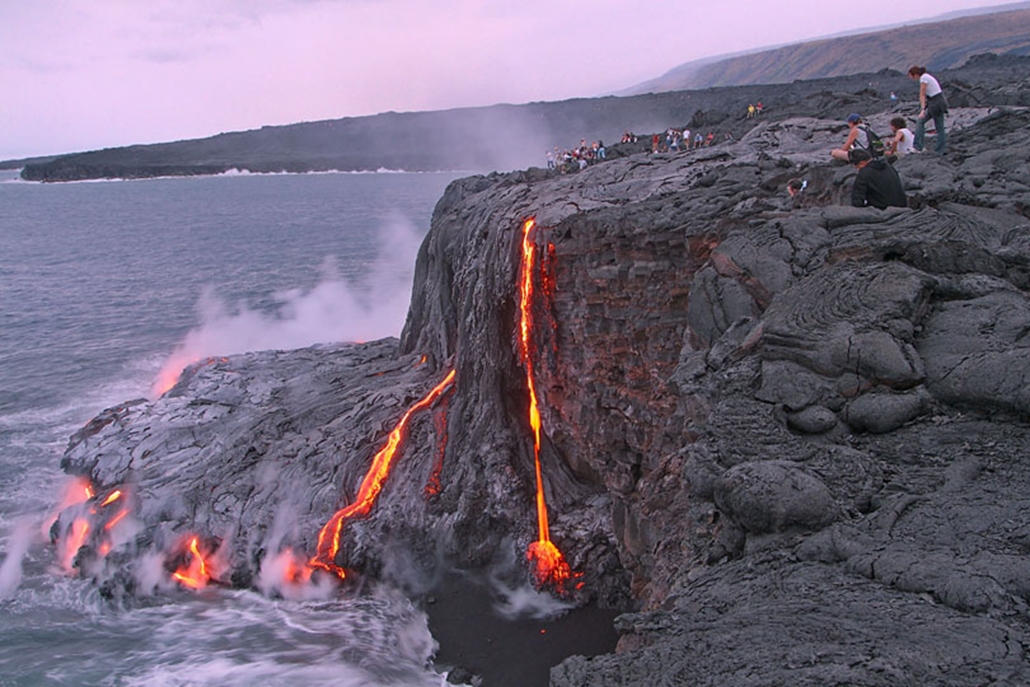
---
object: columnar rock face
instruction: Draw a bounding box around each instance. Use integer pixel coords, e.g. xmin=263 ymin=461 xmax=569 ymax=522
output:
xmin=59 ymin=72 xmax=1030 ymax=684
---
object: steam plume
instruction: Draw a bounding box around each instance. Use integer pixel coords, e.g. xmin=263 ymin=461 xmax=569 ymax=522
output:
xmin=153 ymin=213 xmax=422 ymax=397
xmin=0 ymin=520 xmax=35 ymax=599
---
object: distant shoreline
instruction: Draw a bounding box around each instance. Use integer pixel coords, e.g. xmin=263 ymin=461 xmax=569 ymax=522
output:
xmin=3 ymin=167 xmax=471 ymax=184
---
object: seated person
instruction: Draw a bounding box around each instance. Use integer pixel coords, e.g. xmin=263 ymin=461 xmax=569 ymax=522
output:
xmin=786 ymin=178 xmax=808 ymax=209
xmin=849 ymin=149 xmax=907 ymax=210
xmin=887 ymin=117 xmax=916 ymax=157
xmin=831 ymin=113 xmax=870 ymax=162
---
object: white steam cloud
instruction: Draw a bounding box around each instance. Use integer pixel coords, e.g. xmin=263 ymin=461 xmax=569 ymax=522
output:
xmin=0 ymin=520 xmax=35 ymax=599
xmin=153 ymin=212 xmax=422 ymax=397
xmin=491 ymin=580 xmax=575 ymax=620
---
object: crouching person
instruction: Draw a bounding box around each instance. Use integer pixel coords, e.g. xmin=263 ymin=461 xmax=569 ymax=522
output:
xmin=849 ymin=149 xmax=907 ymax=210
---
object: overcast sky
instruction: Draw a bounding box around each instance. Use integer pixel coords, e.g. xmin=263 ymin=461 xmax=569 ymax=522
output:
xmin=0 ymin=0 xmax=1016 ymax=160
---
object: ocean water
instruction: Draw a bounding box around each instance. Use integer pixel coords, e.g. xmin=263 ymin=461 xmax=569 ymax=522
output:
xmin=0 ymin=169 xmax=466 ymax=685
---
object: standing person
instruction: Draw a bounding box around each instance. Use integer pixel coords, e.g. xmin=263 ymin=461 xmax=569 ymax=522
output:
xmin=908 ymin=65 xmax=948 ymax=154
xmin=848 ymin=149 xmax=907 ymax=210
xmin=887 ymin=117 xmax=916 ymax=157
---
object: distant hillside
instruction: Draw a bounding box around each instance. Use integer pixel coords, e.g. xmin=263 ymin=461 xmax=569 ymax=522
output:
xmin=10 ymin=76 xmax=914 ymax=182
xmin=627 ymin=4 xmax=1030 ymax=93
xmin=11 ymin=52 xmax=1030 ymax=182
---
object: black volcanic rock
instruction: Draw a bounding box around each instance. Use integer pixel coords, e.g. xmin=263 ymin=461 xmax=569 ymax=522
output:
xmin=56 ymin=68 xmax=1030 ymax=685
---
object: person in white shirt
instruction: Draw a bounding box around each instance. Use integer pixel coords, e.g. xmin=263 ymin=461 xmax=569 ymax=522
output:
xmin=908 ymin=66 xmax=948 ymax=154
xmin=888 ymin=117 xmax=916 ymax=157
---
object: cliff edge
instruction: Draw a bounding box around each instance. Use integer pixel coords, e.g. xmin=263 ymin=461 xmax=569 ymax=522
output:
xmin=54 ymin=70 xmax=1030 ymax=685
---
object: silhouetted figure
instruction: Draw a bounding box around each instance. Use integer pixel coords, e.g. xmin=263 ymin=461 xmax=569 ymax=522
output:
xmin=849 ymin=149 xmax=907 ymax=210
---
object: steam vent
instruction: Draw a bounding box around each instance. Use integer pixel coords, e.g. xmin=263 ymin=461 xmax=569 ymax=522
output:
xmin=54 ymin=59 xmax=1030 ymax=685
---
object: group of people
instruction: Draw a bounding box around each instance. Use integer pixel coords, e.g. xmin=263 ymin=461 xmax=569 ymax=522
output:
xmin=546 ymin=125 xmax=733 ymax=173
xmin=550 ymin=64 xmax=947 ymax=211
xmin=820 ymin=65 xmax=948 ymax=210
xmin=547 ymin=138 xmax=607 ymax=173
xmin=652 ymin=128 xmax=730 ymax=153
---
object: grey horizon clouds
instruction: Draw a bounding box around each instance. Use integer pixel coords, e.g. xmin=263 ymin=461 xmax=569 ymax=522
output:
xmin=0 ymin=0 xmax=1016 ymax=160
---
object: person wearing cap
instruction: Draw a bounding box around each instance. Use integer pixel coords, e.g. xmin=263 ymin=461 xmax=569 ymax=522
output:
xmin=831 ymin=113 xmax=871 ymax=161
xmin=849 ymin=148 xmax=907 ymax=210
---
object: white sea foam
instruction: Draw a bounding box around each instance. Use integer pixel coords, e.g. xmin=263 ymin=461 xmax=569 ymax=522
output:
xmin=99 ymin=589 xmax=455 ymax=687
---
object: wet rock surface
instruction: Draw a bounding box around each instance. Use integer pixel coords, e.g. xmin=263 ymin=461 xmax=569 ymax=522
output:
xmin=58 ymin=64 xmax=1030 ymax=685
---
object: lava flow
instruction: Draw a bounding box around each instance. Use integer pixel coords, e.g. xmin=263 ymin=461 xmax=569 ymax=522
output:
xmin=308 ymin=369 xmax=457 ymax=578
xmin=517 ymin=217 xmax=572 ymax=590
xmin=172 ymin=536 xmax=211 ymax=589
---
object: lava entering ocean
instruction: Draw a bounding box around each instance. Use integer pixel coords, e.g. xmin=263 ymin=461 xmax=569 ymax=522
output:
xmin=308 ymin=369 xmax=457 ymax=578
xmin=517 ymin=217 xmax=572 ymax=591
xmin=50 ymin=218 xmax=579 ymax=595
xmin=172 ymin=536 xmax=212 ymax=589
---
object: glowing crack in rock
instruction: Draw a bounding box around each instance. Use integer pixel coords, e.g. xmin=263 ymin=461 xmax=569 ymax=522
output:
xmin=517 ymin=217 xmax=572 ymax=591
xmin=308 ymin=369 xmax=457 ymax=578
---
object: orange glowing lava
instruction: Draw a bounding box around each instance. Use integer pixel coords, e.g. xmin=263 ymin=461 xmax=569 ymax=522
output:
xmin=99 ymin=490 xmax=123 ymax=507
xmin=308 ymin=369 xmax=457 ymax=578
xmin=423 ymin=402 xmax=450 ymax=498
xmin=172 ymin=536 xmax=211 ymax=589
xmin=517 ymin=217 xmax=571 ymax=590
xmin=152 ymin=356 xmax=231 ymax=397
xmin=104 ymin=508 xmax=130 ymax=532
xmin=61 ymin=518 xmax=91 ymax=573
xmin=152 ymin=366 xmax=186 ymax=398
xmin=279 ymin=548 xmax=314 ymax=586
xmin=45 ymin=478 xmax=97 ymax=538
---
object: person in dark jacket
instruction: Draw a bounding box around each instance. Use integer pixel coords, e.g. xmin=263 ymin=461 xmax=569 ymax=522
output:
xmin=849 ymin=148 xmax=907 ymax=209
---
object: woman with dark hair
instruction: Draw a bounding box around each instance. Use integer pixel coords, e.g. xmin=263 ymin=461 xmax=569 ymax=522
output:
xmin=908 ymin=66 xmax=948 ymax=154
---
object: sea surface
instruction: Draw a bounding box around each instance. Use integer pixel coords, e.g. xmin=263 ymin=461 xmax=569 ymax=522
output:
xmin=0 ymin=169 xmax=467 ymax=686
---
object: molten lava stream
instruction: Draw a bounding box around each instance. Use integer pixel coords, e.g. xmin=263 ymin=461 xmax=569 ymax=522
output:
xmin=172 ymin=536 xmax=211 ymax=589
xmin=99 ymin=489 xmax=123 ymax=508
xmin=517 ymin=217 xmax=571 ymax=591
xmin=60 ymin=518 xmax=91 ymax=573
xmin=308 ymin=369 xmax=457 ymax=578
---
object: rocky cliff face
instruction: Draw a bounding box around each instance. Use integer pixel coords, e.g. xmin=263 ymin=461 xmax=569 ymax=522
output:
xmin=56 ymin=73 xmax=1030 ymax=684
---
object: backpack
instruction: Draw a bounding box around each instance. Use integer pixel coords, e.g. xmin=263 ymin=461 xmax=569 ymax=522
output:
xmin=860 ymin=125 xmax=886 ymax=158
